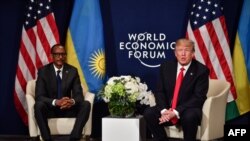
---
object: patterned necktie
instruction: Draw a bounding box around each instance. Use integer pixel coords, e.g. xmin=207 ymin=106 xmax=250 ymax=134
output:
xmin=57 ymin=70 xmax=62 ymax=99
xmin=171 ymin=67 xmax=185 ymax=124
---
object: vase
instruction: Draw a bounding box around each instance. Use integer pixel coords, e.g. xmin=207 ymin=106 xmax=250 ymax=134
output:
xmin=108 ymin=101 xmax=135 ymax=118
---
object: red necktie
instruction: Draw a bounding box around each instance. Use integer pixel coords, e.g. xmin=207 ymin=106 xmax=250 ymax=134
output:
xmin=171 ymin=67 xmax=185 ymax=124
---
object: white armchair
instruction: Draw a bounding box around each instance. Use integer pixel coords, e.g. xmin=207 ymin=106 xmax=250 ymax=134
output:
xmin=26 ymin=79 xmax=95 ymax=139
xmin=165 ymin=79 xmax=230 ymax=140
xmin=149 ymin=79 xmax=230 ymax=140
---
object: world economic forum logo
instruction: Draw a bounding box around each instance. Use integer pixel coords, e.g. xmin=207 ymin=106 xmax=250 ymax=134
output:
xmin=119 ymin=32 xmax=175 ymax=68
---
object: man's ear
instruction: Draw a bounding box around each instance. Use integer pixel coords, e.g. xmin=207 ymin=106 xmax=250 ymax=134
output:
xmin=50 ymin=54 xmax=54 ymax=59
xmin=191 ymin=53 xmax=195 ymax=58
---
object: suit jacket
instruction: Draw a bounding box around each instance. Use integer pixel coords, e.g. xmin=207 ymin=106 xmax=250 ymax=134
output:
xmin=35 ymin=63 xmax=84 ymax=105
xmin=155 ymin=59 xmax=209 ymax=116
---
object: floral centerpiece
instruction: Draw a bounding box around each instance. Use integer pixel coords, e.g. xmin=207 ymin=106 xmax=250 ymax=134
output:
xmin=99 ymin=75 xmax=152 ymax=117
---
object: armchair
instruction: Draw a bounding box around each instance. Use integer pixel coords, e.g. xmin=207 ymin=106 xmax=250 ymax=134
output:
xmin=26 ymin=79 xmax=95 ymax=139
xmin=149 ymin=79 xmax=230 ymax=140
xmin=150 ymin=79 xmax=230 ymax=140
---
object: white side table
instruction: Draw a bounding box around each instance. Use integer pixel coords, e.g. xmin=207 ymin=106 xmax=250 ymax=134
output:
xmin=102 ymin=115 xmax=146 ymax=141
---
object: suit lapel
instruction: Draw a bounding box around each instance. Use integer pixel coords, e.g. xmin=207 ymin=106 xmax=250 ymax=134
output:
xmin=178 ymin=61 xmax=196 ymax=102
xmin=167 ymin=61 xmax=178 ymax=100
xmin=49 ymin=64 xmax=57 ymax=98
xmin=62 ymin=64 xmax=70 ymax=96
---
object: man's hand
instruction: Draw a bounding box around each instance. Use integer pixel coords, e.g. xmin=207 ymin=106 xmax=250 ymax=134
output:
xmin=55 ymin=97 xmax=74 ymax=109
xmin=159 ymin=108 xmax=177 ymax=124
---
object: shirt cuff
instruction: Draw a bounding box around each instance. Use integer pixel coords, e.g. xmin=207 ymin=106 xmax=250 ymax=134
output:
xmin=172 ymin=109 xmax=180 ymax=119
xmin=52 ymin=99 xmax=56 ymax=106
xmin=160 ymin=108 xmax=167 ymax=114
xmin=71 ymin=99 xmax=75 ymax=105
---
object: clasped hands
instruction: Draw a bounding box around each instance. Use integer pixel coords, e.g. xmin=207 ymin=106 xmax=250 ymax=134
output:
xmin=55 ymin=97 xmax=74 ymax=110
xmin=159 ymin=108 xmax=177 ymax=124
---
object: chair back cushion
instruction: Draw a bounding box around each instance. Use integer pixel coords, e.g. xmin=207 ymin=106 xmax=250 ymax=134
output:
xmin=207 ymin=79 xmax=230 ymax=97
xmin=26 ymin=80 xmax=36 ymax=98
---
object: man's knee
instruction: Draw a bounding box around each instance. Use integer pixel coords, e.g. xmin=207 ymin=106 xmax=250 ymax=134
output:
xmin=78 ymin=101 xmax=90 ymax=111
xmin=143 ymin=107 xmax=156 ymax=121
xmin=181 ymin=109 xmax=201 ymax=124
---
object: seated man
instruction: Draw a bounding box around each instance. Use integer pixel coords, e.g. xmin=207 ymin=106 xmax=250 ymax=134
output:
xmin=34 ymin=44 xmax=90 ymax=141
xmin=144 ymin=38 xmax=209 ymax=141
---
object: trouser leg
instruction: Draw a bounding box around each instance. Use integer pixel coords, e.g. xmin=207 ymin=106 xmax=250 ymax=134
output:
xmin=143 ymin=106 xmax=169 ymax=141
xmin=70 ymin=101 xmax=91 ymax=140
xmin=34 ymin=101 xmax=51 ymax=141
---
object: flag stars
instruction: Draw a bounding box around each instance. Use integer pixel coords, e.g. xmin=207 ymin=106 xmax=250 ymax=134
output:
xmin=39 ymin=3 xmax=43 ymax=7
xmin=193 ymin=4 xmax=196 ymax=8
xmin=196 ymin=13 xmax=200 ymax=17
xmin=207 ymin=1 xmax=211 ymax=5
xmin=205 ymin=8 xmax=209 ymax=12
xmin=29 ymin=6 xmax=32 ymax=10
xmin=37 ymin=10 xmax=41 ymax=14
xmin=27 ymin=13 xmax=31 ymax=17
xmin=212 ymin=11 xmax=216 ymax=15
xmin=194 ymin=21 xmax=198 ymax=25
xmin=198 ymin=6 xmax=202 ymax=10
xmin=203 ymin=16 xmax=207 ymax=20
xmin=46 ymin=5 xmax=50 ymax=10
xmin=214 ymin=3 xmax=218 ymax=7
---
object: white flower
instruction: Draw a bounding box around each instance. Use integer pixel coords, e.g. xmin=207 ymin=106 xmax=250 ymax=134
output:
xmin=100 ymin=75 xmax=152 ymax=105
xmin=125 ymin=81 xmax=139 ymax=94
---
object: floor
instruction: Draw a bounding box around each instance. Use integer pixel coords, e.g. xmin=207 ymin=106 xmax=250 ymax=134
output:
xmin=0 ymin=135 xmax=224 ymax=141
xmin=0 ymin=135 xmax=186 ymax=141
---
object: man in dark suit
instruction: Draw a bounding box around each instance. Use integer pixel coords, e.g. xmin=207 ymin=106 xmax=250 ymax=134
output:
xmin=34 ymin=44 xmax=90 ymax=141
xmin=144 ymin=38 xmax=209 ymax=141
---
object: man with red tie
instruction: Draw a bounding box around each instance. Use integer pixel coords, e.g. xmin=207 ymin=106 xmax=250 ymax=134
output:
xmin=144 ymin=38 xmax=209 ymax=141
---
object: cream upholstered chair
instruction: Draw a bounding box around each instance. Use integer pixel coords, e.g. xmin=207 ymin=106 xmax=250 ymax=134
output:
xmin=149 ymin=79 xmax=230 ymax=141
xmin=26 ymin=79 xmax=94 ymax=139
xmin=165 ymin=79 xmax=230 ymax=140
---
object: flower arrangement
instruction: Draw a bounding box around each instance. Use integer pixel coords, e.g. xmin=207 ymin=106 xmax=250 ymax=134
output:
xmin=99 ymin=75 xmax=152 ymax=117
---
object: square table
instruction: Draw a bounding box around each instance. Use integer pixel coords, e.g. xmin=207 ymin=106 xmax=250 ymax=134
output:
xmin=102 ymin=115 xmax=146 ymax=141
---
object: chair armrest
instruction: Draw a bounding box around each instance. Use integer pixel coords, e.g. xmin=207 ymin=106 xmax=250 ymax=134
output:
xmin=83 ymin=91 xmax=95 ymax=136
xmin=200 ymin=89 xmax=229 ymax=140
xmin=26 ymin=94 xmax=38 ymax=137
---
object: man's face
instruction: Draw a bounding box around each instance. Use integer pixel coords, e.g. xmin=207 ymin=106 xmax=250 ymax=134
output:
xmin=51 ymin=46 xmax=66 ymax=68
xmin=174 ymin=42 xmax=194 ymax=66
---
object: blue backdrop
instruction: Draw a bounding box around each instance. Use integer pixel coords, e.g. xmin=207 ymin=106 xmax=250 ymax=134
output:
xmin=0 ymin=0 xmax=247 ymax=137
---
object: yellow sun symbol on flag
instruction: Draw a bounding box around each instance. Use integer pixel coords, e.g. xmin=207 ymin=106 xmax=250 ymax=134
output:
xmin=89 ymin=49 xmax=105 ymax=79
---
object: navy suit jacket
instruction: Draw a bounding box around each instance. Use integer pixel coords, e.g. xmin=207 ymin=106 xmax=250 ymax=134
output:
xmin=35 ymin=63 xmax=84 ymax=106
xmin=155 ymin=59 xmax=209 ymax=116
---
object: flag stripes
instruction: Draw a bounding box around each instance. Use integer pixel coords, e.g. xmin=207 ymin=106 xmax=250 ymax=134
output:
xmin=186 ymin=0 xmax=239 ymax=120
xmin=13 ymin=0 xmax=59 ymax=125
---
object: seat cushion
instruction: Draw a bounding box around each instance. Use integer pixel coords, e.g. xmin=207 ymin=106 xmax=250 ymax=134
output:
xmin=164 ymin=125 xmax=201 ymax=139
xmin=47 ymin=118 xmax=85 ymax=135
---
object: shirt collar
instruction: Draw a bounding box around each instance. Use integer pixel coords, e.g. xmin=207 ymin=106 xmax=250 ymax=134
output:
xmin=177 ymin=61 xmax=191 ymax=72
xmin=53 ymin=65 xmax=64 ymax=73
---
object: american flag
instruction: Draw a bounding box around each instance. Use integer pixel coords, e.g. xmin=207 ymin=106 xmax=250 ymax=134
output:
xmin=186 ymin=0 xmax=237 ymax=111
xmin=13 ymin=0 xmax=59 ymax=125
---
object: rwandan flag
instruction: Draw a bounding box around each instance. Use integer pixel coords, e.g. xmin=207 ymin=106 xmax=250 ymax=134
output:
xmin=65 ymin=0 xmax=105 ymax=94
xmin=233 ymin=0 xmax=250 ymax=115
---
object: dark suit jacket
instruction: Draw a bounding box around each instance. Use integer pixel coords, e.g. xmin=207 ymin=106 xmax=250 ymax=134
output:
xmin=155 ymin=59 xmax=209 ymax=116
xmin=35 ymin=63 xmax=84 ymax=105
